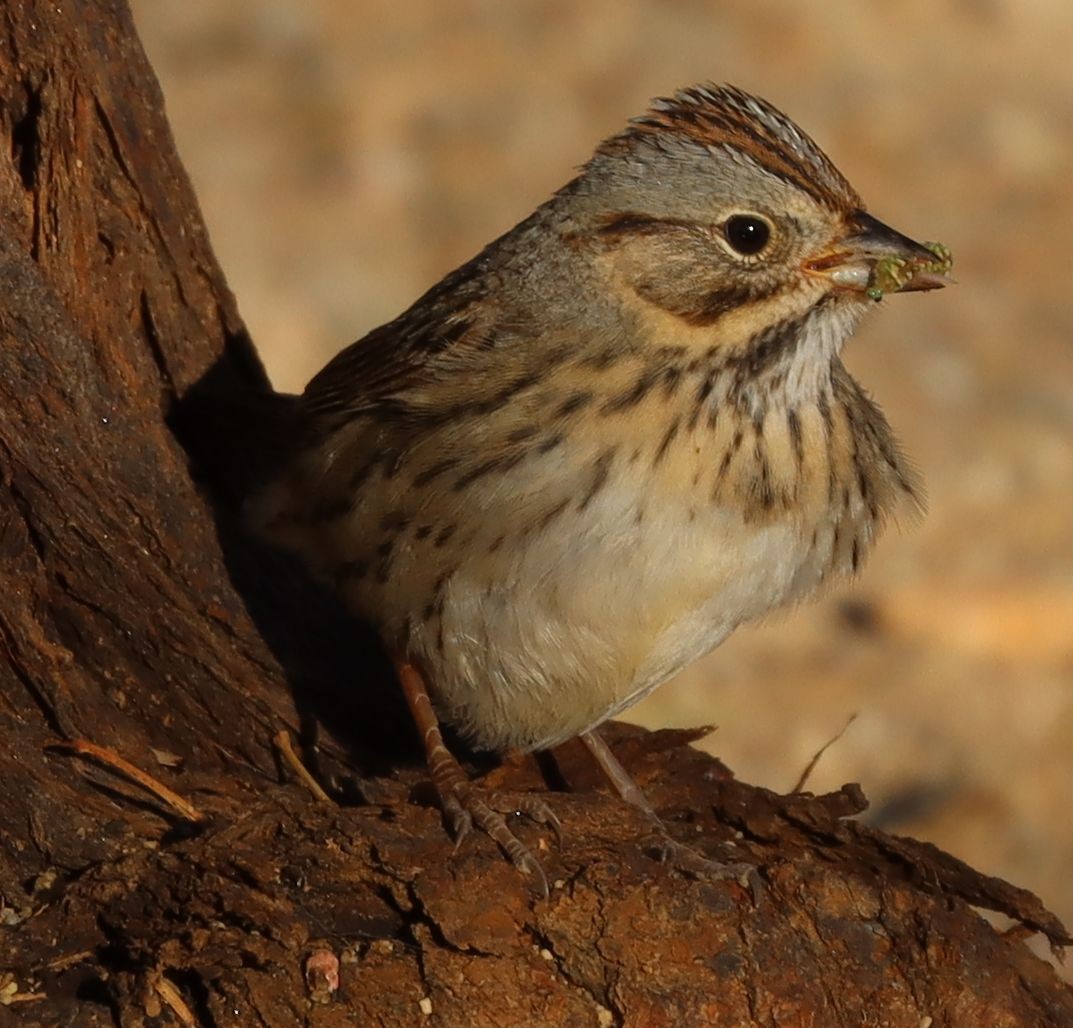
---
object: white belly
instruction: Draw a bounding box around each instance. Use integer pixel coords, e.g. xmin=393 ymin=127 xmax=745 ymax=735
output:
xmin=404 ymin=466 xmax=835 ymax=753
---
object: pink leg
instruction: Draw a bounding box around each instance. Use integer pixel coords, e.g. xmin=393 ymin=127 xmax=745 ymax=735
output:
xmin=580 ymin=727 xmax=757 ymax=890
xmin=580 ymin=729 xmax=658 ymax=817
xmin=396 ymin=660 xmax=560 ymax=894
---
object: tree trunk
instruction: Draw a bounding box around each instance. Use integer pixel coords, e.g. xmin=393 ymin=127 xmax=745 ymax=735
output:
xmin=0 ymin=2 xmax=1069 ymax=1025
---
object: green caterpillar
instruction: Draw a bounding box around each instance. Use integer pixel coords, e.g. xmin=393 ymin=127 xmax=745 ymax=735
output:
xmin=866 ymin=241 xmax=953 ymax=301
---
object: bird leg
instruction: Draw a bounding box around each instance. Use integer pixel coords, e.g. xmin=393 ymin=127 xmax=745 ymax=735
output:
xmin=394 ymin=660 xmax=560 ymax=894
xmin=579 ymin=728 xmax=755 ymax=887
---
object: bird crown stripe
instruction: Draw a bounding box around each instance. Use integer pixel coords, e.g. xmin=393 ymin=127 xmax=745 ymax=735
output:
xmin=598 ymin=84 xmax=859 ymax=210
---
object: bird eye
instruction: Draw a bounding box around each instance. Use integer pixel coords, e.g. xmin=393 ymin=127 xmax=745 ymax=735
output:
xmin=723 ymin=215 xmax=771 ymax=257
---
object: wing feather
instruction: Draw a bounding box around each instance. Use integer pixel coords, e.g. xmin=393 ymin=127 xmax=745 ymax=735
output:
xmin=301 ymin=258 xmax=493 ymax=423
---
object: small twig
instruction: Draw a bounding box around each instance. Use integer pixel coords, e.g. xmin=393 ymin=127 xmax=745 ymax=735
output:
xmin=50 ymin=739 xmax=204 ymax=823
xmin=156 ymin=976 xmax=197 ymax=1027
xmin=44 ymin=950 xmax=93 ymax=973
xmin=274 ymin=730 xmax=333 ymax=804
xmin=0 ymin=973 xmax=46 ymax=1007
xmin=791 ymin=713 xmax=858 ymax=794
xmin=2 ymin=992 xmax=47 ymax=1005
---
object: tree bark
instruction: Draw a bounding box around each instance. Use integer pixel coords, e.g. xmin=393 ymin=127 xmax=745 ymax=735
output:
xmin=0 ymin=2 xmax=1069 ymax=1025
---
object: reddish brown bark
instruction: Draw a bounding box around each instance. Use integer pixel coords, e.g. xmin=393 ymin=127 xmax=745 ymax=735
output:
xmin=0 ymin=2 xmax=1069 ymax=1025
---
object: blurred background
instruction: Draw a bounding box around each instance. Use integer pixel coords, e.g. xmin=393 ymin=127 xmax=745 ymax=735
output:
xmin=132 ymin=0 xmax=1073 ymax=958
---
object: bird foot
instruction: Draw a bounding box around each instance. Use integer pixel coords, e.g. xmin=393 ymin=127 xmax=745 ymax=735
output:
xmin=578 ymin=729 xmax=759 ymax=898
xmin=438 ymin=780 xmax=562 ymax=897
xmin=641 ymin=828 xmax=760 ymax=900
xmin=394 ymin=660 xmax=560 ymax=895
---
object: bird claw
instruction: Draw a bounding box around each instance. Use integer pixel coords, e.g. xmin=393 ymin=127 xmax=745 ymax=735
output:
xmin=435 ymin=781 xmax=558 ymax=897
xmin=442 ymin=794 xmax=472 ymax=848
xmin=505 ymin=794 xmax=562 ymax=843
xmin=642 ymin=831 xmax=761 ymax=902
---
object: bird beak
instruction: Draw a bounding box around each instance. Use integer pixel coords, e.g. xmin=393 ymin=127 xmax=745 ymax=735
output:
xmin=804 ymin=210 xmax=954 ymax=298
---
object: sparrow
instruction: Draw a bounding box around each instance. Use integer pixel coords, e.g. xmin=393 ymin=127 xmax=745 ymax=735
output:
xmin=252 ymin=84 xmax=951 ymax=888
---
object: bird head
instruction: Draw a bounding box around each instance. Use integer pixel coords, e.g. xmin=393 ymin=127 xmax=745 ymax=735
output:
xmin=560 ymin=85 xmax=950 ymax=340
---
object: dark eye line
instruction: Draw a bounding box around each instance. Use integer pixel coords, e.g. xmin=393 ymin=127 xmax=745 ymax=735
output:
xmin=596 ymin=212 xmax=698 ymax=238
xmin=596 ymin=210 xmax=792 ymax=262
xmin=597 ymin=212 xmax=759 ymax=249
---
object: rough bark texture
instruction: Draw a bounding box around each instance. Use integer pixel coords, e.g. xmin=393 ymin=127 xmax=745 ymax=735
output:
xmin=0 ymin=2 xmax=1070 ymax=1025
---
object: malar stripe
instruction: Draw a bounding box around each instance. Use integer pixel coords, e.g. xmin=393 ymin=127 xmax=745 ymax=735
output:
xmin=735 ymin=291 xmax=840 ymax=378
xmin=675 ymin=280 xmax=774 ymax=328
xmin=722 ymin=304 xmax=814 ymax=392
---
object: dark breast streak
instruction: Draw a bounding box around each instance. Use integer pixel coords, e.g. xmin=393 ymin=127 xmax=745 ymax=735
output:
xmin=308 ymin=312 xmax=917 ymax=632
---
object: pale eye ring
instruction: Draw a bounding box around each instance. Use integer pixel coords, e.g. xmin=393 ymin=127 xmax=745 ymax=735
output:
xmin=723 ymin=214 xmax=772 ymax=257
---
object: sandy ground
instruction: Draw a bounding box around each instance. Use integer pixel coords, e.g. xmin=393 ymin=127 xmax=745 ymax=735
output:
xmin=132 ymin=0 xmax=1073 ymax=962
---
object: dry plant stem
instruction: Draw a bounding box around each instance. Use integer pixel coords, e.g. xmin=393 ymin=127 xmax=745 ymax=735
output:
xmin=273 ymin=729 xmax=333 ymax=804
xmin=791 ymin=712 xmax=859 ymax=793
xmin=7 ymin=994 xmax=47 ymax=1005
xmin=51 ymin=739 xmax=203 ymax=824
xmin=44 ymin=952 xmax=93 ymax=973
xmin=395 ymin=660 xmax=559 ymax=893
xmin=155 ymin=977 xmax=197 ymax=1027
